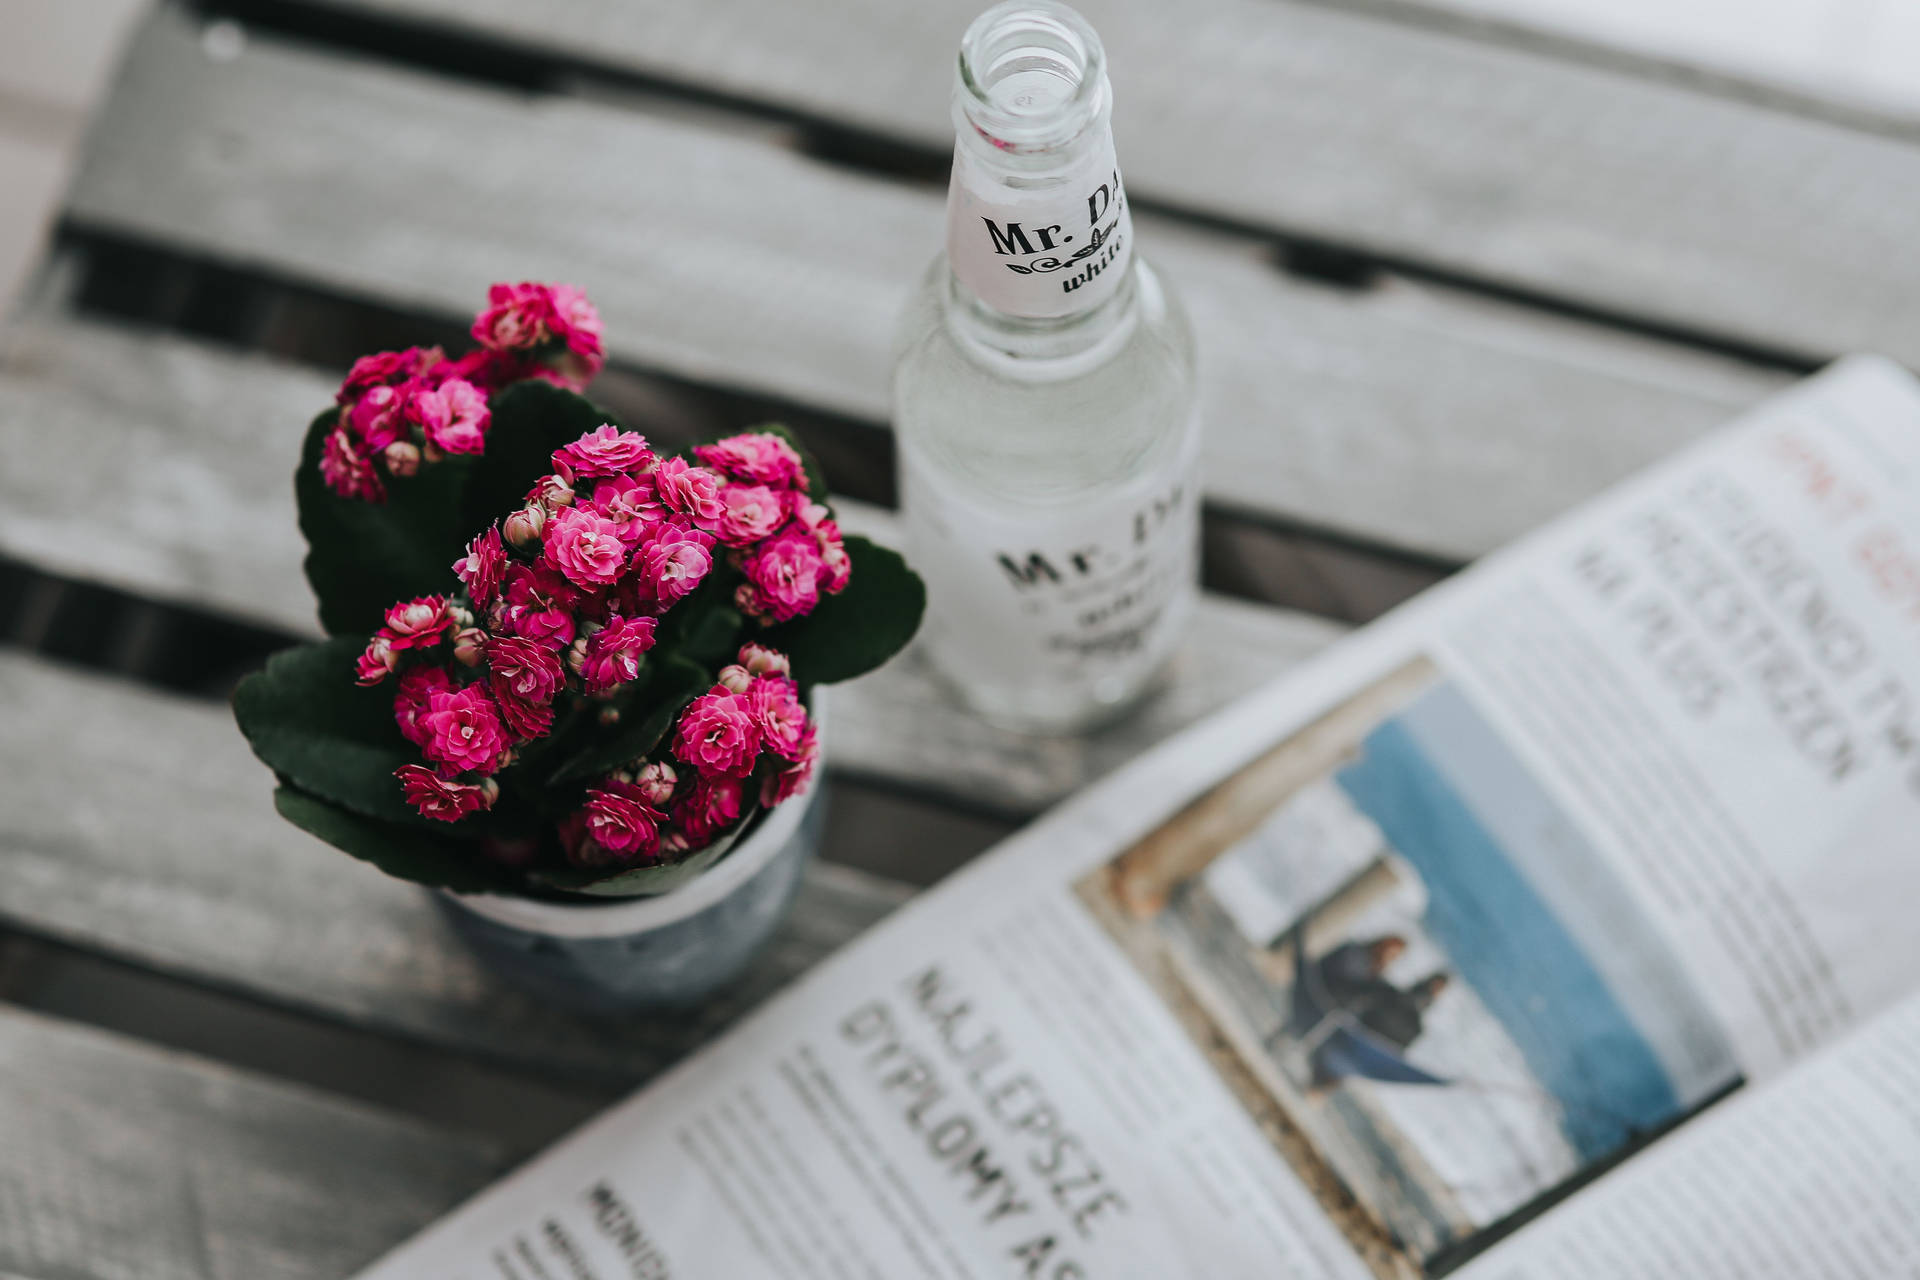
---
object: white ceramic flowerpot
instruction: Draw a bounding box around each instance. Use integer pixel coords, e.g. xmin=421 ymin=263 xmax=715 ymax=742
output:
xmin=436 ymin=700 xmax=827 ymax=1014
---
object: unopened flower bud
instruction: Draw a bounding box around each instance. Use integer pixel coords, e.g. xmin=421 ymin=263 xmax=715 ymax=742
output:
xmin=661 ymin=829 xmax=692 ymax=854
xmin=635 ymin=761 xmax=678 ymax=806
xmin=383 ymin=440 xmax=422 ymax=476
xmin=566 ymin=633 xmax=591 ymax=676
xmin=535 ymin=474 xmax=575 ymax=509
xmin=477 ymin=776 xmax=501 ymax=805
xmin=503 ymin=504 xmax=546 ymax=548
xmin=448 ymin=604 xmax=475 ymax=628
xmin=716 ymin=664 xmax=752 ymax=694
xmin=421 ymin=440 xmax=445 ymax=464
xmin=451 ymin=627 xmax=487 ymax=667
xmin=598 ymin=705 xmax=621 ymax=726
xmin=737 ymin=642 xmax=790 ymax=677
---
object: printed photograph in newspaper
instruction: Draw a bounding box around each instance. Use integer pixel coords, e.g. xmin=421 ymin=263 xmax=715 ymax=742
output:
xmin=1077 ymin=656 xmax=1745 ymax=1276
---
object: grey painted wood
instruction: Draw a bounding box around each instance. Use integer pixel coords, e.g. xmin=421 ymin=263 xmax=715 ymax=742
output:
xmin=62 ymin=8 xmax=1786 ymax=562
xmin=0 ymin=316 xmax=1345 ymax=812
xmin=263 ymin=0 xmax=1920 ymax=364
xmin=0 ymin=650 xmax=910 ymax=1084
xmin=0 ymin=1004 xmax=501 ymax=1280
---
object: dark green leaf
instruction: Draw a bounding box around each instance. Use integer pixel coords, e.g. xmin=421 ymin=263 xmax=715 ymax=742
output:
xmin=546 ymin=656 xmax=709 ymax=786
xmin=463 ymin=381 xmax=622 ymax=533
xmin=233 ymin=637 xmax=427 ymax=826
xmin=296 ymin=409 xmax=474 ymax=636
xmin=763 ymin=536 xmax=924 ymax=684
xmin=274 ymin=786 xmax=514 ymax=894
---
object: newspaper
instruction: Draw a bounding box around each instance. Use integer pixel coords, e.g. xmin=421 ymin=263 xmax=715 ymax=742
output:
xmin=356 ymin=356 xmax=1920 ymax=1280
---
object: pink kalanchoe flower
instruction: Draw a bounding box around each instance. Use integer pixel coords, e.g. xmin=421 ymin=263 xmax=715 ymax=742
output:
xmin=574 ymin=615 xmax=658 ymax=694
xmin=471 ymin=281 xmax=555 ymax=353
xmin=394 ymin=666 xmax=455 ymax=747
xmin=631 ymin=522 xmax=715 ymax=613
xmin=494 ymin=689 xmax=555 ymax=741
xmin=694 ymin=432 xmax=805 ymax=490
xmin=395 ymin=764 xmax=492 ymax=822
xmin=788 ymin=497 xmax=831 ymax=533
xmin=418 ymin=684 xmax=511 ymax=774
xmin=634 ymin=761 xmax=678 ymax=807
xmin=337 ymin=346 xmax=441 ymax=404
xmin=674 ymin=686 xmax=764 ymax=777
xmin=749 ymin=676 xmax=809 ymax=761
xmin=319 ymin=426 xmax=386 ymax=502
xmin=485 ymin=633 xmax=567 ymax=705
xmin=407 ymin=377 xmax=490 ymax=456
xmin=713 ymin=483 xmax=787 ymax=547
xmin=762 ymin=720 xmax=819 ymax=808
xmin=590 ymin=473 xmax=664 ymax=536
xmin=816 ymin=521 xmax=852 ymax=594
xmin=382 ymin=596 xmax=454 ymax=651
xmin=543 ymin=504 xmax=629 ymax=588
xmin=497 ymin=564 xmax=578 ymax=647
xmin=546 ymin=284 xmax=605 ymax=368
xmin=437 ymin=346 xmax=537 ymax=394
xmin=553 ymin=424 xmax=652 ymax=482
xmin=354 ymin=634 xmax=398 ymax=686
xmin=675 ymin=772 xmax=743 ymax=846
xmin=582 ymin=780 xmax=665 ymax=859
xmin=454 ymin=527 xmax=507 ymax=609
xmin=349 ymin=383 xmax=411 ymax=452
xmin=737 ymin=642 xmax=791 ymax=678
xmin=742 ymin=529 xmax=825 ymax=622
xmin=651 ymin=456 xmax=725 ymax=524
xmin=715 ymin=663 xmax=752 ymax=695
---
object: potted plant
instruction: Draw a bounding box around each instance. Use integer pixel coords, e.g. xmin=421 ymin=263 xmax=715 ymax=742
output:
xmin=234 ymin=282 xmax=923 ymax=1010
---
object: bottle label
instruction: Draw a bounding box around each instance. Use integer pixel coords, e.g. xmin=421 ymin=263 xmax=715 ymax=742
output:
xmin=946 ymin=132 xmax=1135 ymax=319
xmin=901 ymin=436 xmax=1200 ymax=704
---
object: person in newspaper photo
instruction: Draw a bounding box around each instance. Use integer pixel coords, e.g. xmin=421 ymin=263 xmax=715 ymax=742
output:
xmin=1077 ymin=659 xmax=1747 ymax=1275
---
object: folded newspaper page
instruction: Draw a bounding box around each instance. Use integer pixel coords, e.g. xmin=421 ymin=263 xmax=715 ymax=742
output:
xmin=358 ymin=356 xmax=1920 ymax=1279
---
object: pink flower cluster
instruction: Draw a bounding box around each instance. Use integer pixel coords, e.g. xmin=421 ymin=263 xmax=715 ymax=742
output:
xmin=354 ymin=425 xmax=839 ymax=866
xmin=320 ymin=282 xmax=605 ymax=503
xmin=559 ymin=643 xmax=818 ymax=867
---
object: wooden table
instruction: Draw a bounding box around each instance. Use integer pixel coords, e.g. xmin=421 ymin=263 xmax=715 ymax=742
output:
xmin=0 ymin=0 xmax=1887 ymax=1272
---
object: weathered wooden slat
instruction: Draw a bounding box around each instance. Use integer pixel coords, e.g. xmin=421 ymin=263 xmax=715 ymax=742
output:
xmin=0 ymin=316 xmax=1345 ymax=812
xmin=266 ymin=0 xmax=1920 ymax=364
xmin=63 ymin=7 xmax=1785 ymax=563
xmin=0 ymin=650 xmax=910 ymax=1084
xmin=0 ymin=1004 xmax=500 ymax=1280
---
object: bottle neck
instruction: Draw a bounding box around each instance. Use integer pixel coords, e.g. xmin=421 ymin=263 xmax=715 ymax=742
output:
xmin=944 ymin=2 xmax=1135 ymax=332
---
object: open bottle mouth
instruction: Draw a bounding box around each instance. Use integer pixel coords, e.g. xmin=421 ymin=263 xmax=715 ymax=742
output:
xmin=956 ymin=1 xmax=1108 ymax=154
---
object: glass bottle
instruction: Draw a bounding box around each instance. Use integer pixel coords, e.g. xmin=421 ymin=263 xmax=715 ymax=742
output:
xmin=893 ymin=0 xmax=1201 ymax=734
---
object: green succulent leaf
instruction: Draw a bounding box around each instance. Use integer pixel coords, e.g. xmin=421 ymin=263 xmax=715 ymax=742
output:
xmin=763 ymin=536 xmax=924 ymax=684
xmin=296 ymin=408 xmax=475 ymax=637
xmin=463 ymin=381 xmax=623 ymax=533
xmin=234 ymin=637 xmax=428 ymax=827
xmin=274 ymin=786 xmax=513 ymax=894
xmin=545 ymin=656 xmax=710 ymax=787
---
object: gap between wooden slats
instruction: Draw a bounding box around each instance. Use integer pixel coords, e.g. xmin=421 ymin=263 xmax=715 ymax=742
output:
xmin=61 ymin=5 xmax=1786 ymax=565
xmin=222 ymin=0 xmax=1920 ymax=366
